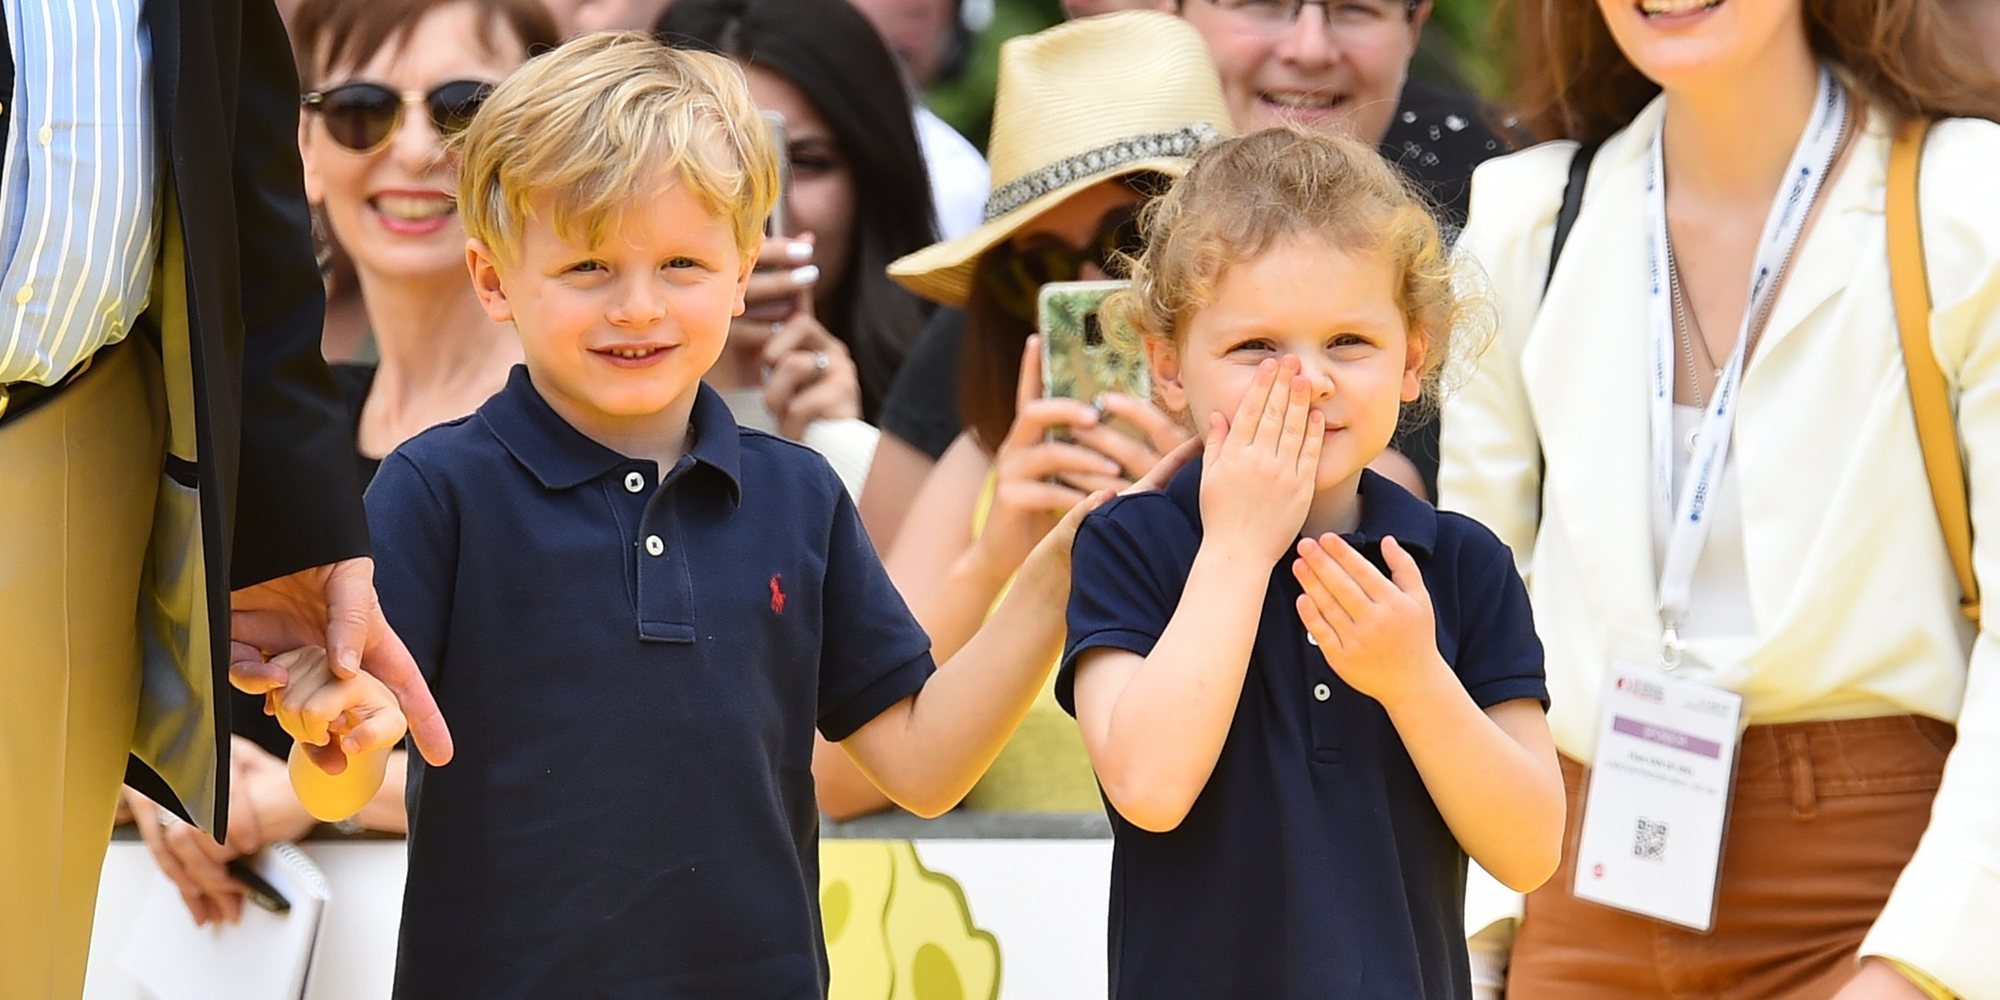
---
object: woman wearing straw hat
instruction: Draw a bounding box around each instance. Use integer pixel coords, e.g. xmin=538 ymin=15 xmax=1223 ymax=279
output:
xmin=816 ymin=11 xmax=1228 ymax=818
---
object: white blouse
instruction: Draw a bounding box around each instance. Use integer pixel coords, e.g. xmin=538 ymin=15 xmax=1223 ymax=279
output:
xmin=1441 ymin=97 xmax=2000 ymax=992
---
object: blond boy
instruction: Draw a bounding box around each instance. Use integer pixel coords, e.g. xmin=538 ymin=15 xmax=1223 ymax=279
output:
xmin=368 ymin=33 xmax=1097 ymax=997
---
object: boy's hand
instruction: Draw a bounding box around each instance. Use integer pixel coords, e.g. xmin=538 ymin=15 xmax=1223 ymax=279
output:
xmin=1292 ymin=534 xmax=1450 ymax=709
xmin=268 ymin=646 xmax=408 ymax=775
xmin=1200 ymin=356 xmax=1322 ymax=563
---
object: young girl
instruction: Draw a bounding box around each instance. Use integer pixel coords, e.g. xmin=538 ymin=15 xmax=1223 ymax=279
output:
xmin=1058 ymin=128 xmax=1566 ymax=999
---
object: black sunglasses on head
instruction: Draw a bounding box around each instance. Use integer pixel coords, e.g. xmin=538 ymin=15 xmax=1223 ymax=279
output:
xmin=301 ymin=79 xmax=495 ymax=154
xmin=984 ymin=207 xmax=1144 ymax=320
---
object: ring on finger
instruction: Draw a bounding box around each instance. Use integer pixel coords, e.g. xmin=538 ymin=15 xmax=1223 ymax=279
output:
xmin=157 ymin=807 xmax=181 ymax=828
xmin=812 ymin=350 xmax=830 ymax=374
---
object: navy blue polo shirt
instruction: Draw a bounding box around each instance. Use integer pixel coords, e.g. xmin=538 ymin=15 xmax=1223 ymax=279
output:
xmin=368 ymin=367 xmax=935 ymax=999
xmin=1058 ymin=464 xmax=1547 ymax=999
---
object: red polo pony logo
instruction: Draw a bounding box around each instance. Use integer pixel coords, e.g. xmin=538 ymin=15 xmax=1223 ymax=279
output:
xmin=769 ymin=574 xmax=786 ymax=614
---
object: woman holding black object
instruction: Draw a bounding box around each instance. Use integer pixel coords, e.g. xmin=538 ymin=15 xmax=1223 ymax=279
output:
xmin=1440 ymin=0 xmax=2000 ymax=995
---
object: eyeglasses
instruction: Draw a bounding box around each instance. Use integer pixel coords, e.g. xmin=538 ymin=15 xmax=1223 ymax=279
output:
xmin=982 ymin=208 xmax=1143 ymax=320
xmin=1197 ymin=0 xmax=1421 ymax=35
xmin=301 ymin=80 xmax=495 ymax=154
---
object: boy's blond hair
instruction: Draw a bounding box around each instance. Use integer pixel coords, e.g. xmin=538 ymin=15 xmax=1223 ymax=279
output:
xmin=1106 ymin=127 xmax=1492 ymax=414
xmin=455 ymin=31 xmax=779 ymax=264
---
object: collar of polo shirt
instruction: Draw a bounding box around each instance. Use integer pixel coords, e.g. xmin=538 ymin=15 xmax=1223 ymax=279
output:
xmin=477 ymin=366 xmax=744 ymax=503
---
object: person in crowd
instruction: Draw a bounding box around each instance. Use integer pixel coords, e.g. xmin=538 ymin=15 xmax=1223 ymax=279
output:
xmin=819 ymin=12 xmax=1225 ymax=818
xmin=658 ymin=0 xmax=940 ymax=439
xmin=862 ymin=0 xmax=1492 ymax=543
xmin=1061 ymin=125 xmax=1562 ymax=999
xmin=1441 ymin=0 xmax=2000 ymax=995
xmin=377 ymin=33 xmax=1126 ymax=996
xmin=0 ymin=0 xmax=452 ymax=993
xmin=120 ymin=0 xmax=556 ymax=928
xmin=846 ymin=0 xmax=993 ymax=241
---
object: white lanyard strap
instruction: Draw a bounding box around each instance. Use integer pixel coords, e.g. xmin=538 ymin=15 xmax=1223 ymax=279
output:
xmin=1647 ymin=68 xmax=1848 ymax=667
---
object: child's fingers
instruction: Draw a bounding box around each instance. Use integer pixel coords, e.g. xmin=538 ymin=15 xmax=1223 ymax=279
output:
xmin=1380 ymin=537 xmax=1429 ymax=601
xmin=277 ymin=676 xmax=338 ymax=745
xmin=1252 ymin=357 xmax=1299 ymax=451
xmin=298 ymin=739 xmax=350 ymax=776
xmin=1203 ymin=411 xmax=1229 ymax=466
xmin=1319 ymin=532 xmax=1401 ymax=604
xmin=1291 ymin=558 xmax=1354 ymax=635
xmin=333 ymin=707 xmax=408 ymax=757
xmin=1298 ymin=537 xmax=1373 ymax=622
xmin=1298 ymin=410 xmax=1326 ymax=476
xmin=1295 ymin=593 xmax=1343 ymax=654
xmin=1277 ymin=372 xmax=1311 ymax=464
xmin=1227 ymin=359 xmax=1278 ymax=450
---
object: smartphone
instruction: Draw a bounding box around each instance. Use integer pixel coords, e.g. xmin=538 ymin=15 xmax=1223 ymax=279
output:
xmin=762 ymin=109 xmax=790 ymax=239
xmin=1038 ymin=280 xmax=1151 ymax=443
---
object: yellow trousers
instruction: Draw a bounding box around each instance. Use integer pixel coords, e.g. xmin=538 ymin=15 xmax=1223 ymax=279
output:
xmin=0 ymin=338 xmax=165 ymax=999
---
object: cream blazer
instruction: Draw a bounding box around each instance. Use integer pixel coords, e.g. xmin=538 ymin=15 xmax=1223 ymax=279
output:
xmin=1440 ymin=97 xmax=2000 ymax=994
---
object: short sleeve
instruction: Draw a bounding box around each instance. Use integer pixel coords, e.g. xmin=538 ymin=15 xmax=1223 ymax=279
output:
xmin=1450 ymin=540 xmax=1549 ymax=711
xmin=364 ymin=451 xmax=459 ymax=686
xmin=876 ymin=308 xmax=965 ymax=461
xmin=1056 ymin=498 xmax=1196 ymax=716
xmin=817 ymin=481 xmax=936 ymax=741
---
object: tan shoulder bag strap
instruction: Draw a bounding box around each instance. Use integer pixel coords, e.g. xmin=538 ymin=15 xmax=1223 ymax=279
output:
xmin=1887 ymin=119 xmax=1981 ymax=625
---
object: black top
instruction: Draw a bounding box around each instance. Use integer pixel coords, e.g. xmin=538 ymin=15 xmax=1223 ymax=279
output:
xmin=330 ymin=362 xmax=382 ymax=486
xmin=875 ymin=81 xmax=1513 ymax=493
xmin=1058 ymin=465 xmax=1548 ymax=999
xmin=372 ymin=368 xmax=936 ymax=998
xmin=874 ymin=306 xmax=966 ymax=460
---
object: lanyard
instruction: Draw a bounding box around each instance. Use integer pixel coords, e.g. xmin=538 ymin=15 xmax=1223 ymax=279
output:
xmin=1646 ymin=68 xmax=1847 ymax=669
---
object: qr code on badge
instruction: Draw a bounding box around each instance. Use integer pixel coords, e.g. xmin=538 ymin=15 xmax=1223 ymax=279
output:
xmin=1633 ymin=817 xmax=1669 ymax=862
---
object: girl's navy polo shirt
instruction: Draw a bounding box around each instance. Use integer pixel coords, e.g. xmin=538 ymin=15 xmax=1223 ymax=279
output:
xmin=367 ymin=368 xmax=935 ymax=999
xmin=1058 ymin=463 xmax=1548 ymax=1000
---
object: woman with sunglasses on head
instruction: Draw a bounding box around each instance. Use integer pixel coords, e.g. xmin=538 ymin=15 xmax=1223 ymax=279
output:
xmin=117 ymin=0 xmax=559 ymax=929
xmin=816 ymin=12 xmax=1227 ymax=819
xmin=655 ymin=0 xmax=938 ymax=482
xmin=1441 ymin=0 xmax=2000 ymax=995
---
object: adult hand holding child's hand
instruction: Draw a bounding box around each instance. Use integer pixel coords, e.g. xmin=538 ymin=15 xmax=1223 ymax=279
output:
xmin=1200 ymin=355 xmax=1323 ymax=564
xmin=263 ymin=645 xmax=406 ymax=821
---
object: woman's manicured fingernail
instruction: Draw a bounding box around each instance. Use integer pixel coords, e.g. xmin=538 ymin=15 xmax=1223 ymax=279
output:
xmin=788 ymin=264 xmax=820 ymax=287
xmin=786 ymin=241 xmax=814 ymax=263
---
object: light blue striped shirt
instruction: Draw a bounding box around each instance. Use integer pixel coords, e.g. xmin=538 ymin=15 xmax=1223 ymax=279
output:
xmin=0 ymin=0 xmax=158 ymax=387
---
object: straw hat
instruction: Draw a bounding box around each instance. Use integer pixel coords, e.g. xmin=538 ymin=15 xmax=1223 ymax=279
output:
xmin=888 ymin=11 xmax=1232 ymax=307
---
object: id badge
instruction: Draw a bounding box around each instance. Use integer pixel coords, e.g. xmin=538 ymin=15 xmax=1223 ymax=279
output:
xmin=1572 ymin=662 xmax=1744 ymax=931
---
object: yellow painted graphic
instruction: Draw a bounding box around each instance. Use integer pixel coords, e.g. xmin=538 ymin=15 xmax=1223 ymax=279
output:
xmin=822 ymin=841 xmax=1000 ymax=1000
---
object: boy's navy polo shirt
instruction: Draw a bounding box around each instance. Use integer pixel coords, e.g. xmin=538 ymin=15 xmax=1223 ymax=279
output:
xmin=367 ymin=367 xmax=936 ymax=999
xmin=1058 ymin=464 xmax=1548 ymax=1000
